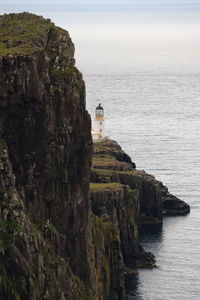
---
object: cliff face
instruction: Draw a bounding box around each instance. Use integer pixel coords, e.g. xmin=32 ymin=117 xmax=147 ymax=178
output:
xmin=90 ymin=138 xmax=190 ymax=282
xmin=0 ymin=146 xmax=91 ymax=299
xmin=91 ymin=140 xmax=163 ymax=224
xmin=0 ymin=13 xmax=93 ymax=299
xmin=90 ymin=184 xmax=156 ymax=270
xmin=91 ymin=213 xmax=125 ymax=299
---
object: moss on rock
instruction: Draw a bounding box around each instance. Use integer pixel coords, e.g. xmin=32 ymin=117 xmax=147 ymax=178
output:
xmin=0 ymin=12 xmax=67 ymax=56
xmin=90 ymin=182 xmax=123 ymax=192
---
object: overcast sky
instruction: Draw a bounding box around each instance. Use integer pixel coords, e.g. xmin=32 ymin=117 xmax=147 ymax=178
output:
xmin=1 ymin=0 xmax=200 ymax=3
xmin=1 ymin=0 xmax=200 ymax=12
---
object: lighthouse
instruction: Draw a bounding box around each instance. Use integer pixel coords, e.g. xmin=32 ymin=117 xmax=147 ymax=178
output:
xmin=92 ymin=103 xmax=105 ymax=141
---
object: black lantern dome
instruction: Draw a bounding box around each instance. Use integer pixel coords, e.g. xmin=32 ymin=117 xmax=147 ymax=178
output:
xmin=95 ymin=103 xmax=104 ymax=117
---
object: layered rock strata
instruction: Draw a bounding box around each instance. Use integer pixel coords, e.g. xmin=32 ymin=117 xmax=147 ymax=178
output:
xmin=90 ymin=183 xmax=156 ymax=270
xmin=90 ymin=139 xmax=190 ymax=280
xmin=91 ymin=139 xmax=190 ymax=224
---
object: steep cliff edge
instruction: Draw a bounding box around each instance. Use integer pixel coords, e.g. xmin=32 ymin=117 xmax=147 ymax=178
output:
xmin=90 ymin=139 xmax=190 ymax=279
xmin=91 ymin=139 xmax=190 ymax=222
xmin=0 ymin=12 xmax=94 ymax=299
xmin=90 ymin=184 xmax=155 ymax=270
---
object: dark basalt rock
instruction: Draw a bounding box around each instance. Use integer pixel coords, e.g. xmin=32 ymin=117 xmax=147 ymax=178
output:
xmin=163 ymin=195 xmax=190 ymax=215
xmin=90 ymin=184 xmax=156 ymax=270
xmin=161 ymin=183 xmax=190 ymax=215
xmin=0 ymin=12 xmax=94 ymax=299
xmin=90 ymin=138 xmax=190 ymax=284
xmin=91 ymin=138 xmax=190 ymax=224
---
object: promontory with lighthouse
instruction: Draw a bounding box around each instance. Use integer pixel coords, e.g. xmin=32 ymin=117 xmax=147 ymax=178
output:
xmin=0 ymin=12 xmax=190 ymax=300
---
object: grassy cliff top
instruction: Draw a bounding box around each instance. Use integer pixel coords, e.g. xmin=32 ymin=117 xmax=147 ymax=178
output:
xmin=90 ymin=183 xmax=123 ymax=192
xmin=0 ymin=12 xmax=67 ymax=56
xmin=93 ymin=139 xmax=124 ymax=154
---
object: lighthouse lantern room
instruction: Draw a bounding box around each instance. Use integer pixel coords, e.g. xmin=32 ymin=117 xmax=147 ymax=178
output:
xmin=92 ymin=103 xmax=105 ymax=141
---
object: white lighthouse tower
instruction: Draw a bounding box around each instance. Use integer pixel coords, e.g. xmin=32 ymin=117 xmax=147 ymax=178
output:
xmin=92 ymin=103 xmax=105 ymax=141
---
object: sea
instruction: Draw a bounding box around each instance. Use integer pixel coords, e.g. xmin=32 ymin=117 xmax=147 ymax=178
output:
xmin=1 ymin=3 xmax=200 ymax=300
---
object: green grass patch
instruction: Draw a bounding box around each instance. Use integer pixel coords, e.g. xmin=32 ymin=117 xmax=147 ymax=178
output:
xmin=93 ymin=139 xmax=109 ymax=147
xmin=34 ymin=219 xmax=56 ymax=234
xmin=93 ymin=139 xmax=123 ymax=154
xmin=90 ymin=182 xmax=123 ymax=192
xmin=0 ymin=12 xmax=68 ymax=56
xmin=91 ymin=168 xmax=114 ymax=176
xmin=117 ymin=170 xmax=141 ymax=176
xmin=49 ymin=66 xmax=76 ymax=80
xmin=93 ymin=144 xmax=114 ymax=154
xmin=92 ymin=155 xmax=120 ymax=167
xmin=91 ymin=168 xmax=137 ymax=177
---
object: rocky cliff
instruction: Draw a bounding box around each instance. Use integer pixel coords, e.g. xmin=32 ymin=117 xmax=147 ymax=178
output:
xmin=0 ymin=12 xmax=190 ymax=300
xmin=90 ymin=139 xmax=190 ymax=283
xmin=0 ymin=12 xmax=94 ymax=299
xmin=91 ymin=139 xmax=190 ymax=223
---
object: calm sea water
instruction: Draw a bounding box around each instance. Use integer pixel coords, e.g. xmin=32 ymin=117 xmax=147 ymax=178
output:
xmin=2 ymin=6 xmax=200 ymax=299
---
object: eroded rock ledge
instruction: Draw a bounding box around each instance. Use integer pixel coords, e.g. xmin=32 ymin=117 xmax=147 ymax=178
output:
xmin=91 ymin=139 xmax=190 ymax=223
xmin=90 ymin=138 xmax=190 ymax=296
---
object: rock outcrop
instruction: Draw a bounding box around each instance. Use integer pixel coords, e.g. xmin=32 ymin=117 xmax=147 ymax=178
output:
xmin=163 ymin=193 xmax=190 ymax=215
xmin=91 ymin=139 xmax=190 ymax=225
xmin=90 ymin=138 xmax=190 ymax=284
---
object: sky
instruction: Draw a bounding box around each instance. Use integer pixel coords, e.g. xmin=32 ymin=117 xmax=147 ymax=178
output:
xmin=1 ymin=0 xmax=200 ymax=13
xmin=1 ymin=0 xmax=200 ymax=3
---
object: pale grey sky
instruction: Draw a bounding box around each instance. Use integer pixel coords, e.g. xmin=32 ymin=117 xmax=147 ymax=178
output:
xmin=1 ymin=0 xmax=200 ymax=3
xmin=1 ymin=0 xmax=200 ymax=7
xmin=1 ymin=0 xmax=200 ymax=14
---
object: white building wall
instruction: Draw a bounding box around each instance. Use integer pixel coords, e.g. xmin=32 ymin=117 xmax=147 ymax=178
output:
xmin=93 ymin=119 xmax=105 ymax=138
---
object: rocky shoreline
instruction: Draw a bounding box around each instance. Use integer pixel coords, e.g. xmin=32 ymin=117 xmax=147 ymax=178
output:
xmin=91 ymin=138 xmax=190 ymax=220
xmin=90 ymin=138 xmax=190 ymax=295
